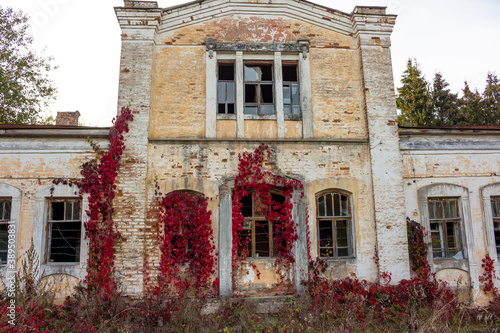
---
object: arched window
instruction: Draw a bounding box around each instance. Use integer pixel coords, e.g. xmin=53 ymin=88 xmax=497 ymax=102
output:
xmin=316 ymin=191 xmax=353 ymax=258
xmin=239 ymin=191 xmax=285 ymax=258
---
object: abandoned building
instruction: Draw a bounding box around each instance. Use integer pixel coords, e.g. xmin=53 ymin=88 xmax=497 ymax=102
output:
xmin=1 ymin=0 xmax=499 ymax=303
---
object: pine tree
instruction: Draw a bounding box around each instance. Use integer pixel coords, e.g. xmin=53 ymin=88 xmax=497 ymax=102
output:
xmin=428 ymin=72 xmax=459 ymax=126
xmin=481 ymin=72 xmax=500 ymax=125
xmin=397 ymin=59 xmax=432 ymax=126
xmin=458 ymin=81 xmax=482 ymax=126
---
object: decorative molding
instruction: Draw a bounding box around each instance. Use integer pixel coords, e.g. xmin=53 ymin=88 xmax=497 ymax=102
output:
xmin=206 ymin=39 xmax=308 ymax=54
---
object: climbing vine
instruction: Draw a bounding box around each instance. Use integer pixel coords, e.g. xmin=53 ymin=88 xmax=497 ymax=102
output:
xmin=232 ymin=143 xmax=303 ymax=280
xmin=481 ymin=255 xmax=499 ymax=298
xmin=53 ymin=106 xmax=133 ymax=299
xmin=407 ymin=217 xmax=431 ymax=279
xmin=155 ymin=190 xmax=217 ymax=298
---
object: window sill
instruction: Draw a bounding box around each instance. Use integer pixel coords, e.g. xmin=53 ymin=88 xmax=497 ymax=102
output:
xmin=284 ymin=115 xmax=302 ymax=121
xmin=42 ymin=263 xmax=82 ymax=277
xmin=215 ymin=114 xmax=302 ymax=121
xmin=433 ymin=258 xmax=469 ymax=272
xmin=244 ymin=114 xmax=277 ymax=120
xmin=320 ymin=257 xmax=357 ymax=264
xmin=217 ymin=114 xmax=236 ymax=120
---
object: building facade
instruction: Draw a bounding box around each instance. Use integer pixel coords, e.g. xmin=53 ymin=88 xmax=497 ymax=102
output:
xmin=0 ymin=0 xmax=499 ymax=302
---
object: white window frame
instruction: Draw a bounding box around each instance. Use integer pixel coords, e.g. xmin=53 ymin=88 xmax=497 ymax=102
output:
xmin=206 ymin=41 xmax=313 ymax=139
xmin=418 ymin=183 xmax=478 ymax=289
xmin=481 ymin=182 xmax=500 ymax=288
xmin=34 ymin=184 xmax=88 ymax=279
xmin=0 ymin=183 xmax=21 ymax=279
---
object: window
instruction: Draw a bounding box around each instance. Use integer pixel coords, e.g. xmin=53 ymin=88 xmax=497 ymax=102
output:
xmin=216 ymin=59 xmax=301 ymax=117
xmin=244 ymin=63 xmax=274 ymax=115
xmin=491 ymin=197 xmax=500 ymax=256
xmin=428 ymin=198 xmax=463 ymax=259
xmin=217 ymin=62 xmax=235 ymax=114
xmin=282 ymin=64 xmax=300 ymax=116
xmin=47 ymin=199 xmax=82 ymax=263
xmin=239 ymin=192 xmax=285 ymax=258
xmin=0 ymin=198 xmax=12 ymax=264
xmin=316 ymin=191 xmax=352 ymax=258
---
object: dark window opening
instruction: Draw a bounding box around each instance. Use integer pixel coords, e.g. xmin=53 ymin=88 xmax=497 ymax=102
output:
xmin=218 ymin=62 xmax=235 ymax=114
xmin=491 ymin=197 xmax=500 ymax=256
xmin=238 ymin=191 xmax=285 ymax=258
xmin=0 ymin=198 xmax=12 ymax=264
xmin=48 ymin=200 xmax=81 ymax=263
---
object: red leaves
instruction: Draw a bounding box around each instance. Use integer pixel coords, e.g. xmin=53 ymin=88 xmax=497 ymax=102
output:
xmin=232 ymin=143 xmax=303 ymax=284
xmin=156 ymin=191 xmax=216 ymax=298
xmin=53 ymin=107 xmax=133 ymax=301
xmin=481 ymin=255 xmax=499 ymax=298
xmin=407 ymin=218 xmax=431 ymax=280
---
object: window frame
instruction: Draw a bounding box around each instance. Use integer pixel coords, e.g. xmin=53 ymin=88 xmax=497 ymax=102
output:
xmin=0 ymin=184 xmax=21 ymax=277
xmin=481 ymin=183 xmax=500 ymax=274
xmin=282 ymin=62 xmax=301 ymax=117
xmin=206 ymin=41 xmax=313 ymax=139
xmin=0 ymin=197 xmax=12 ymax=265
xmin=217 ymin=61 xmax=236 ymax=115
xmin=427 ymin=198 xmax=463 ymax=259
xmin=238 ymin=191 xmax=285 ymax=259
xmin=243 ymin=61 xmax=275 ymax=116
xmin=46 ymin=198 xmax=82 ymax=264
xmin=418 ymin=183 xmax=476 ymax=280
xmin=315 ymin=190 xmax=354 ymax=259
xmin=34 ymin=184 xmax=88 ymax=279
xmin=492 ymin=196 xmax=500 ymax=257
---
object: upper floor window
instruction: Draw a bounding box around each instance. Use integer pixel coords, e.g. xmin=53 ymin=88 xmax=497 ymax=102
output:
xmin=47 ymin=199 xmax=82 ymax=263
xmin=316 ymin=191 xmax=353 ymax=258
xmin=239 ymin=191 xmax=285 ymax=258
xmin=428 ymin=198 xmax=463 ymax=259
xmin=244 ymin=63 xmax=274 ymax=115
xmin=0 ymin=198 xmax=12 ymax=264
xmin=491 ymin=197 xmax=500 ymax=256
xmin=282 ymin=64 xmax=300 ymax=116
xmin=215 ymin=58 xmax=301 ymax=117
xmin=217 ymin=62 xmax=235 ymax=114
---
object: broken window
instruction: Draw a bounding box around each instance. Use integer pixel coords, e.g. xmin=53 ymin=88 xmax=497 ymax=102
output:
xmin=428 ymin=198 xmax=463 ymax=259
xmin=491 ymin=197 xmax=500 ymax=256
xmin=0 ymin=198 xmax=12 ymax=264
xmin=282 ymin=63 xmax=300 ymax=116
xmin=47 ymin=199 xmax=81 ymax=263
xmin=239 ymin=192 xmax=285 ymax=258
xmin=217 ymin=62 xmax=235 ymax=114
xmin=317 ymin=191 xmax=352 ymax=258
xmin=244 ymin=63 xmax=275 ymax=115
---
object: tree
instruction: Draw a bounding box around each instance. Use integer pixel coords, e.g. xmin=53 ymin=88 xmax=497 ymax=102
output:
xmin=0 ymin=6 xmax=56 ymax=124
xmin=458 ymin=81 xmax=482 ymax=126
xmin=397 ymin=59 xmax=432 ymax=126
xmin=428 ymin=72 xmax=459 ymax=126
xmin=481 ymin=72 xmax=500 ymax=125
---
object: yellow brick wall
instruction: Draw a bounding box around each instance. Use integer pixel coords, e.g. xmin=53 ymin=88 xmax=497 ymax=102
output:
xmin=149 ymin=17 xmax=366 ymax=140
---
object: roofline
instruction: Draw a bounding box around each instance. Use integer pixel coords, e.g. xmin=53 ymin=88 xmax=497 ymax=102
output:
xmin=0 ymin=125 xmax=110 ymax=139
xmin=399 ymin=125 xmax=500 ymax=136
xmin=115 ymin=0 xmax=391 ymax=19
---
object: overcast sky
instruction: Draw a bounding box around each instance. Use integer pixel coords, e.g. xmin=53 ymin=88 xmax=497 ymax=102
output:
xmin=2 ymin=0 xmax=499 ymax=126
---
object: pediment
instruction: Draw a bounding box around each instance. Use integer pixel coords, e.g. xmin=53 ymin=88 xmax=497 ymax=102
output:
xmin=159 ymin=0 xmax=355 ymax=37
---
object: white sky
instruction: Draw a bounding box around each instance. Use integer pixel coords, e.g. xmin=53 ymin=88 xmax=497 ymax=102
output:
xmin=2 ymin=0 xmax=499 ymax=126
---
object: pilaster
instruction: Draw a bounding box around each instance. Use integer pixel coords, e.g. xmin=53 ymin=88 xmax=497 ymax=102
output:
xmin=114 ymin=1 xmax=162 ymax=294
xmin=352 ymin=7 xmax=410 ymax=283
